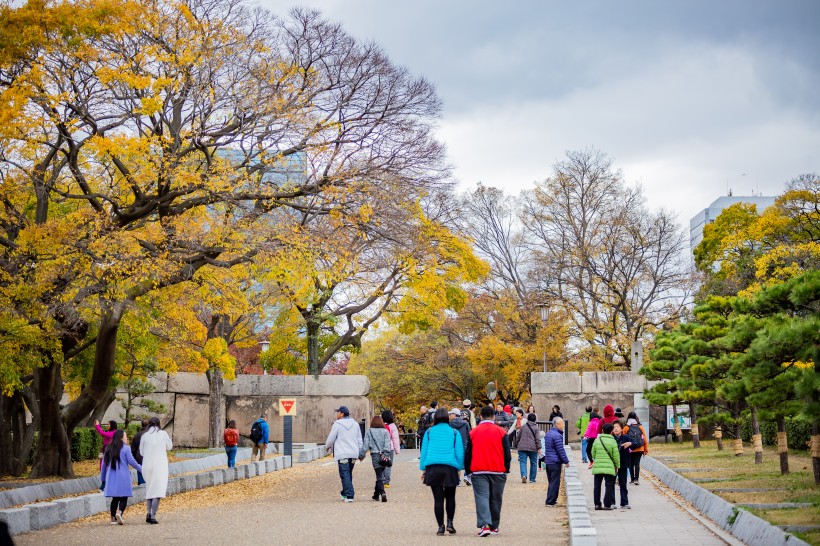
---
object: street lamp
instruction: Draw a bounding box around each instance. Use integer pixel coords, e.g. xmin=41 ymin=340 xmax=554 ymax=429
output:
xmin=259 ymin=340 xmax=270 ymax=376
xmin=539 ymin=305 xmax=550 ymax=373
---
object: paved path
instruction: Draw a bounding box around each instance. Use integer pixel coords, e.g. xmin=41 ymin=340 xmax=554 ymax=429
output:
xmin=570 ymin=446 xmax=736 ymax=546
xmin=14 ymin=450 xmax=567 ymax=545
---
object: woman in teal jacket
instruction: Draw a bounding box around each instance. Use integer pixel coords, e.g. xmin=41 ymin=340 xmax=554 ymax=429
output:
xmin=420 ymin=408 xmax=465 ymax=536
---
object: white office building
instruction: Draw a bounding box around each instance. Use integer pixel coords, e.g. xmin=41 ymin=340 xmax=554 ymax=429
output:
xmin=689 ymin=195 xmax=776 ymax=252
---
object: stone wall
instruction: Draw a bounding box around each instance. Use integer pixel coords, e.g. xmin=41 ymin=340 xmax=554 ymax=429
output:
xmin=102 ymin=373 xmax=371 ymax=447
xmin=531 ymin=371 xmax=658 ymax=441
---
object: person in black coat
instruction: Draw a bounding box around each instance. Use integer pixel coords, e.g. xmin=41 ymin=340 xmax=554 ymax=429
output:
xmin=611 ymin=421 xmax=634 ymax=509
xmin=548 ymin=405 xmax=563 ymax=421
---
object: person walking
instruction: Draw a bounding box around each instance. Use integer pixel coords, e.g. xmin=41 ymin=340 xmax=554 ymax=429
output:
xmin=465 ymin=405 xmax=511 ymax=537
xmin=548 ymin=405 xmax=563 ymax=421
xmin=575 ymin=406 xmax=592 ymax=463
xmin=381 ymin=410 xmax=401 ymax=488
xmin=515 ymin=413 xmax=541 ymax=484
xmin=418 ymin=403 xmax=436 ymax=451
xmin=100 ymin=429 xmax=142 ymax=525
xmin=360 ymin=415 xmax=392 ymax=503
xmin=460 ymin=399 xmax=476 ymax=430
xmin=597 ymin=404 xmax=619 ymax=434
xmin=224 ymin=420 xmax=239 ymax=468
xmin=94 ymin=420 xmax=118 ymax=470
xmin=543 ymin=417 xmax=570 ymax=505
xmin=420 ymin=408 xmax=465 ymax=536
xmin=591 ymin=423 xmax=619 ymax=510
xmin=249 ymin=414 xmax=269 ymax=461
xmin=612 ymin=421 xmax=633 ymax=509
xmin=506 ymin=408 xmax=525 ymax=449
xmin=325 ymin=406 xmax=363 ymax=502
xmin=449 ymin=408 xmax=470 ymax=486
xmin=584 ymin=411 xmax=601 ymax=467
xmin=139 ymin=417 xmax=172 ymax=524
xmin=624 ymin=412 xmax=648 ymax=485
xmin=130 ymin=418 xmax=149 ymax=485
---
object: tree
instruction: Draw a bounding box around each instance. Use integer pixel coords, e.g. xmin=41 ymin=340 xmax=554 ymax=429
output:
xmin=523 ymin=149 xmax=692 ymax=366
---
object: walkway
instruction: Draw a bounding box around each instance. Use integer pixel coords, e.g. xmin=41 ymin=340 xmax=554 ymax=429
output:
xmin=570 ymin=445 xmax=738 ymax=546
xmin=14 ymin=450 xmax=567 ymax=545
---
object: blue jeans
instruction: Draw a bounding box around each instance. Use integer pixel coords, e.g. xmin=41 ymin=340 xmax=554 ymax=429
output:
xmin=580 ymin=437 xmax=588 ymax=462
xmin=518 ymin=450 xmax=538 ymax=482
xmin=545 ymin=464 xmax=562 ymax=504
xmin=471 ymin=473 xmax=506 ymax=529
xmin=338 ymin=459 xmax=356 ymax=499
xmin=225 ymin=446 xmax=237 ymax=468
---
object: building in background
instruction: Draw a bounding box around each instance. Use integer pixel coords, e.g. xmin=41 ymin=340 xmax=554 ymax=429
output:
xmin=689 ymin=194 xmax=776 ymax=252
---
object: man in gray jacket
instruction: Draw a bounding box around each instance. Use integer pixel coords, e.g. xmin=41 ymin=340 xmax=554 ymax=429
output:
xmin=325 ymin=406 xmax=363 ymax=502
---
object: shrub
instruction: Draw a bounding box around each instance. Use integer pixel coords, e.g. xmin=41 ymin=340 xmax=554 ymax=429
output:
xmin=740 ymin=415 xmax=811 ymax=451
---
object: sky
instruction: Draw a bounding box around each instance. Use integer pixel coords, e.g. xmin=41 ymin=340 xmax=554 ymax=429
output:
xmin=262 ymin=0 xmax=820 ymax=225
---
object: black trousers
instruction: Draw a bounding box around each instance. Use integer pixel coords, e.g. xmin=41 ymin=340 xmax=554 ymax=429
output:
xmin=373 ymin=466 xmax=385 ymax=496
xmin=630 ymin=452 xmax=643 ymax=481
xmin=585 ymin=440 xmax=594 ymax=463
xmin=545 ymin=464 xmax=562 ymax=505
xmin=430 ymin=486 xmax=456 ymax=525
xmin=109 ymin=496 xmax=127 ymax=517
xmin=593 ymin=474 xmax=616 ymax=508
xmin=617 ymin=466 xmax=629 ymax=506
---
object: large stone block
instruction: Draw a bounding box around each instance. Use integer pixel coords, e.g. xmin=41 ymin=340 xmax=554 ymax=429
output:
xmin=195 ymin=472 xmax=213 ymax=489
xmin=304 ymin=375 xmax=369 ymax=396
xmin=131 ymin=485 xmax=146 ymax=503
xmin=212 ymin=470 xmax=224 ymax=486
xmin=166 ymin=477 xmax=180 ymax=496
xmin=82 ymin=493 xmax=107 ymax=515
xmin=581 ymin=372 xmax=646 ymax=394
xmin=531 ymin=372 xmax=583 ymax=394
xmin=264 ymin=459 xmax=277 ymax=473
xmin=179 ymin=475 xmax=196 ymax=493
xmin=224 ymin=468 xmax=235 ymax=483
xmin=172 ymin=394 xmax=210 ymax=447
xmin=53 ymin=497 xmax=85 ymax=523
xmin=167 ymin=372 xmax=209 ymax=395
xmin=246 ymin=463 xmax=258 ymax=478
xmin=0 ymin=507 xmax=30 ymax=535
xmin=29 ymin=502 xmax=60 ymax=530
xmin=257 ymin=375 xmax=307 ymax=396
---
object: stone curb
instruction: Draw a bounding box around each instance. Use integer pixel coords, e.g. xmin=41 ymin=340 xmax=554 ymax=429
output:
xmin=563 ymin=445 xmax=597 ymax=546
xmin=642 ymin=456 xmax=810 ymax=546
xmin=0 ymin=454 xmax=293 ymax=537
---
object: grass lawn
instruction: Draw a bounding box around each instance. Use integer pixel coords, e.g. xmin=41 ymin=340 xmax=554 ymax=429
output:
xmin=650 ymin=440 xmax=819 ymax=545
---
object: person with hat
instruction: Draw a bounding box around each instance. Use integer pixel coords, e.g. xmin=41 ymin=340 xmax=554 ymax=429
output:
xmin=460 ymin=399 xmax=476 ymax=429
xmin=325 ymin=406 xmax=363 ymax=502
xmin=515 ymin=413 xmax=541 ymax=484
xmin=614 ymin=407 xmax=625 ymax=419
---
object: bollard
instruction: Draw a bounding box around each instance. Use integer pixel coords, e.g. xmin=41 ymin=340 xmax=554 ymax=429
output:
xmin=284 ymin=415 xmax=293 ymax=458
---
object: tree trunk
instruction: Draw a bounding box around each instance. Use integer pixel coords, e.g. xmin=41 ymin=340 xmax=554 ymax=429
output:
xmin=306 ymin=317 xmax=321 ymax=377
xmin=672 ymin=404 xmax=682 ymax=442
xmin=776 ymin=416 xmax=789 ymax=475
xmin=689 ymin=403 xmax=700 ymax=448
xmin=714 ymin=406 xmax=723 ymax=450
xmin=733 ymin=421 xmax=744 ymax=457
xmin=0 ymin=393 xmax=20 ymax=476
xmin=83 ymin=389 xmax=116 ymax=427
xmin=206 ymin=367 xmax=223 ymax=448
xmin=29 ymin=363 xmax=74 ymax=478
xmin=751 ymin=407 xmax=763 ymax=464
xmin=811 ymin=421 xmax=820 ymax=486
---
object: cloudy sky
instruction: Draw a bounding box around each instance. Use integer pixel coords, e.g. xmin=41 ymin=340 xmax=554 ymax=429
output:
xmin=265 ymin=1 xmax=820 ymax=224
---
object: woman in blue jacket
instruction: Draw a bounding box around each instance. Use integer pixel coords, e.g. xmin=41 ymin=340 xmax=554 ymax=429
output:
xmin=420 ymin=408 xmax=465 ymax=536
xmin=100 ymin=429 xmax=142 ymax=525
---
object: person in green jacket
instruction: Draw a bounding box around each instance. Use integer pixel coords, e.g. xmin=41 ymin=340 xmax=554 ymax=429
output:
xmin=575 ymin=406 xmax=592 ymax=463
xmin=591 ymin=422 xmax=619 ymax=510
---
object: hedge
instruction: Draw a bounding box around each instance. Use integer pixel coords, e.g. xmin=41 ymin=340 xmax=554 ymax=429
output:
xmin=26 ymin=424 xmax=146 ymax=466
xmin=740 ymin=416 xmax=812 ymax=451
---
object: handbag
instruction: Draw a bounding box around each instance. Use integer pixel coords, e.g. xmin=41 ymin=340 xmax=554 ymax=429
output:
xmin=379 ymin=452 xmax=393 ymax=467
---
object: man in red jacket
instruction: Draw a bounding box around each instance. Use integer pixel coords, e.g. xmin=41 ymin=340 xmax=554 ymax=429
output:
xmin=465 ymin=405 xmax=511 ymax=537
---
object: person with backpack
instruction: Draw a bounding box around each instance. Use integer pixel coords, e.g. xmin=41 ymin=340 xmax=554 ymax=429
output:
xmin=575 ymin=406 xmax=592 ymax=463
xmin=624 ymin=412 xmax=648 ymax=485
xmin=359 ymin=415 xmax=393 ymax=503
xmin=380 ymin=410 xmax=401 ymax=488
xmin=418 ymin=403 xmax=437 ymax=451
xmin=325 ymin=406 xmax=363 ymax=502
xmin=249 ymin=414 xmax=269 ymax=461
xmin=224 ymin=420 xmax=239 ymax=468
xmin=460 ymin=399 xmax=476 ymax=429
xmin=584 ymin=411 xmax=601 ymax=467
xmin=420 ymin=408 xmax=465 ymax=536
xmin=611 ymin=421 xmax=632 ymax=509
xmin=591 ymin=422 xmax=619 ymax=510
xmin=515 ymin=413 xmax=541 ymax=484
xmin=100 ymin=429 xmax=142 ymax=525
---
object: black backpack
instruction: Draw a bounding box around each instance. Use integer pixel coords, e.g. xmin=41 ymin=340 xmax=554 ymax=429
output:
xmin=250 ymin=421 xmax=263 ymax=443
xmin=459 ymin=408 xmax=473 ymax=430
xmin=419 ymin=412 xmax=434 ymax=431
xmin=626 ymin=425 xmax=644 ymax=448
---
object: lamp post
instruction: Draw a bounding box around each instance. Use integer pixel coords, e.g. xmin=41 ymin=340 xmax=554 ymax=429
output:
xmin=259 ymin=340 xmax=270 ymax=376
xmin=539 ymin=305 xmax=549 ymax=373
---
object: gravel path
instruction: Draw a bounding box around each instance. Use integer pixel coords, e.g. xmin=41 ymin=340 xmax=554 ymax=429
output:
xmin=14 ymin=450 xmax=568 ymax=544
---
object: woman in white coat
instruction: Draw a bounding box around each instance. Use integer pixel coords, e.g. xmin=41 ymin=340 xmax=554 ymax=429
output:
xmin=139 ymin=417 xmax=172 ymax=524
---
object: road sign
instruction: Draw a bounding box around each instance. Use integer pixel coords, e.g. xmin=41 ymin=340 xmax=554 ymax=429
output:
xmin=279 ymin=399 xmax=297 ymax=416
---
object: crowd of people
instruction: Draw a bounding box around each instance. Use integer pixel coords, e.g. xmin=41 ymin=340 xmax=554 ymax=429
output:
xmin=324 ymin=399 xmax=648 ymax=537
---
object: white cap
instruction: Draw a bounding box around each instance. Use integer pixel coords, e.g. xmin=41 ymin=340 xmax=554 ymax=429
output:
xmin=449 ymin=408 xmax=460 ymax=415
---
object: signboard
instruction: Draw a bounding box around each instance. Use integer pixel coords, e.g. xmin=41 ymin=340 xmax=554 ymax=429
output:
xmin=666 ymin=406 xmax=691 ymax=430
xmin=279 ymin=399 xmax=297 ymax=416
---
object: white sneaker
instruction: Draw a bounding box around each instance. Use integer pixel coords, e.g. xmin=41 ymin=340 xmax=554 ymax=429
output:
xmin=344 ymin=498 xmax=354 ymax=503
xmin=116 ymin=512 xmax=124 ymax=525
